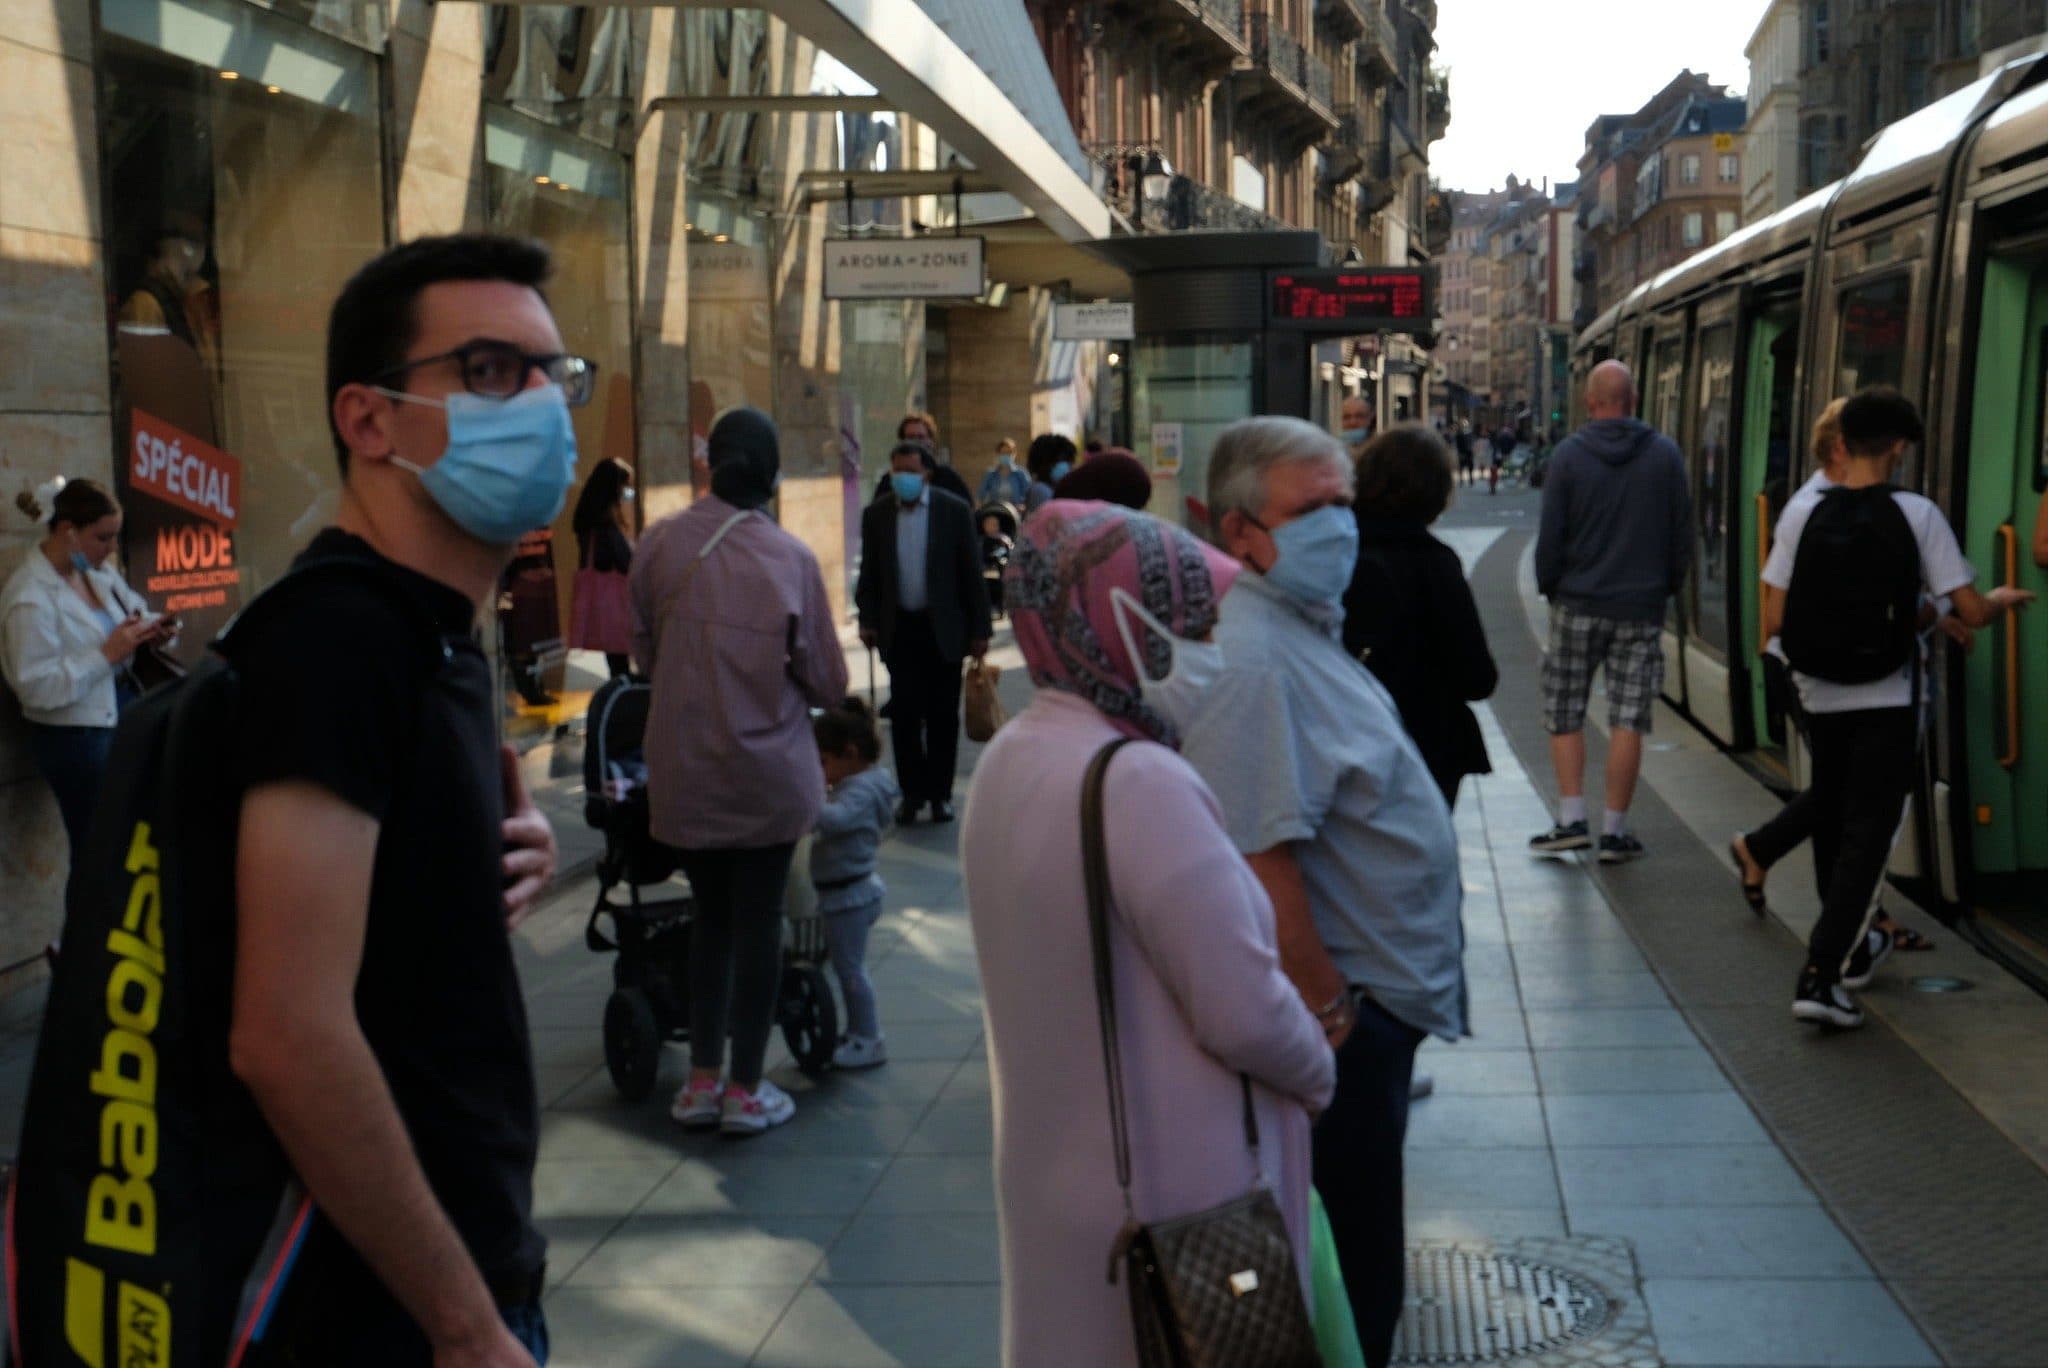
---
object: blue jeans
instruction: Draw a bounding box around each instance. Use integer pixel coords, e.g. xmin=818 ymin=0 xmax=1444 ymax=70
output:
xmin=1312 ymin=995 xmax=1426 ymax=1368
xmin=503 ymin=1301 xmax=550 ymax=1363
xmin=23 ymin=721 xmax=116 ymax=904
xmin=823 ymin=897 xmax=884 ymax=1039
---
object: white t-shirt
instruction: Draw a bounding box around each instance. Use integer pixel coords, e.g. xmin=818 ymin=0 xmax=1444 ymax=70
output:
xmin=1763 ymin=483 xmax=1974 ymax=713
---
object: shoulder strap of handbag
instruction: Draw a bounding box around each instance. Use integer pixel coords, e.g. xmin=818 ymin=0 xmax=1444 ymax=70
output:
xmin=1081 ymin=737 xmax=1258 ymax=1222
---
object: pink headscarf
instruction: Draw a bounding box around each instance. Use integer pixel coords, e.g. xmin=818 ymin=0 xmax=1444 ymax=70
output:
xmin=1005 ymin=500 xmax=1240 ymax=747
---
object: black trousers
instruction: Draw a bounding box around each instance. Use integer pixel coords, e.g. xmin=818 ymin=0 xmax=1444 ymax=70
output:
xmin=885 ymin=612 xmax=963 ymax=805
xmin=676 ymin=843 xmax=796 ymax=1088
xmin=1313 ymin=996 xmax=1426 ymax=1368
xmin=1745 ymin=706 xmax=1917 ymax=983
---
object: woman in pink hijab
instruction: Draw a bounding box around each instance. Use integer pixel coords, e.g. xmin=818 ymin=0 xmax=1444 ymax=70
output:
xmin=961 ymin=501 xmax=1335 ymax=1367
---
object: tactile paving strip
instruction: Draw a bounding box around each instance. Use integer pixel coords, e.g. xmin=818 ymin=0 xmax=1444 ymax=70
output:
xmin=1392 ymin=1237 xmax=1658 ymax=1367
xmin=1474 ymin=530 xmax=2048 ymax=1367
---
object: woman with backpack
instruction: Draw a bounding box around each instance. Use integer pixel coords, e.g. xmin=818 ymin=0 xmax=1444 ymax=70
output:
xmin=2 ymin=477 xmax=173 ymax=891
xmin=1733 ymin=388 xmax=2032 ymax=1030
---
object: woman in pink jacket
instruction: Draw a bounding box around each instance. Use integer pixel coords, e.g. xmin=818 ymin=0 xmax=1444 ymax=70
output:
xmin=962 ymin=501 xmax=1336 ymax=1367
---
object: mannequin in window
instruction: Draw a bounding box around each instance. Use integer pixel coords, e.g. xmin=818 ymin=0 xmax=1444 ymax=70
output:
xmin=118 ymin=221 xmax=208 ymax=349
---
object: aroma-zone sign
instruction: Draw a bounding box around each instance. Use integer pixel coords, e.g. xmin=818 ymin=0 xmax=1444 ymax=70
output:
xmin=127 ymin=410 xmax=242 ymax=615
xmin=823 ymin=237 xmax=985 ymax=299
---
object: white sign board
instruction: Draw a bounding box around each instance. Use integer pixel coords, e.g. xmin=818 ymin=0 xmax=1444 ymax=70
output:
xmin=1054 ymin=301 xmax=1135 ymax=341
xmin=824 ymin=237 xmax=985 ymax=299
xmin=1150 ymin=421 xmax=1184 ymax=475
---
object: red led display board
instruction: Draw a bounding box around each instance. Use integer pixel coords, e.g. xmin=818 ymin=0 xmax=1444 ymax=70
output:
xmin=1269 ymin=268 xmax=1436 ymax=333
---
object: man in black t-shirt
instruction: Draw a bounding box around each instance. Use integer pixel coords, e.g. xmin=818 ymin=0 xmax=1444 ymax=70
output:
xmin=229 ymin=236 xmax=580 ymax=1367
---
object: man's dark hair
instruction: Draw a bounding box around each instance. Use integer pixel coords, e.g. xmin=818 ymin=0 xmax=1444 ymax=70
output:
xmin=1838 ymin=386 xmax=1924 ymax=457
xmin=896 ymin=411 xmax=940 ymax=443
xmin=1026 ymin=432 xmax=1077 ymax=482
xmin=890 ymin=440 xmax=938 ymax=471
xmin=1355 ymin=424 xmax=1455 ymax=524
xmin=325 ymin=234 xmax=553 ymax=474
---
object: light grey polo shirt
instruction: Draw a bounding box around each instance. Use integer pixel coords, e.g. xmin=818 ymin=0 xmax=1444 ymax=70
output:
xmin=1183 ymin=573 xmax=1468 ymax=1041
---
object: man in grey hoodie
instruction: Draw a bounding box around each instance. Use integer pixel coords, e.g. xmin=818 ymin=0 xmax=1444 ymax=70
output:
xmin=1528 ymin=360 xmax=1691 ymax=862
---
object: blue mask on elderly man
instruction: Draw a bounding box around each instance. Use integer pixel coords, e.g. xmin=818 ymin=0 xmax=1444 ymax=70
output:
xmin=1257 ymin=504 xmax=1359 ymax=608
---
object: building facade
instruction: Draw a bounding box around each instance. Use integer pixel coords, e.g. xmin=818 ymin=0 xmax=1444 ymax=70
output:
xmin=0 ymin=0 xmax=1106 ymax=988
xmin=1575 ymin=73 xmax=1741 ymax=318
xmin=1789 ymin=0 xmax=2048 ymax=202
xmin=1745 ymin=0 xmax=1806 ymax=223
xmin=1028 ymin=0 xmax=1447 ymax=433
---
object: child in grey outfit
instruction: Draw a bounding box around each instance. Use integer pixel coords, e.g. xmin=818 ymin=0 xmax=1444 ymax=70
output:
xmin=812 ymin=698 xmax=901 ymax=1069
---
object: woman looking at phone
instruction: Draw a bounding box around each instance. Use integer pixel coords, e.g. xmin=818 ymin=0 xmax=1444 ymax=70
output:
xmin=3 ymin=477 xmax=171 ymax=887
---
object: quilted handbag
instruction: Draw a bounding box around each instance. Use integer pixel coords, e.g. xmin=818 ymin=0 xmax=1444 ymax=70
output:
xmin=1080 ymin=739 xmax=1323 ymax=1368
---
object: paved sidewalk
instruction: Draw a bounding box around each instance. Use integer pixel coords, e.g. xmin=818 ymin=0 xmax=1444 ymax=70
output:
xmin=511 ymin=651 xmax=1935 ymax=1365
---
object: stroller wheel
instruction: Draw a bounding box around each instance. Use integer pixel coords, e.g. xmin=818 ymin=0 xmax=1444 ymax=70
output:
xmin=779 ymin=963 xmax=839 ymax=1077
xmin=603 ymin=987 xmax=662 ymax=1102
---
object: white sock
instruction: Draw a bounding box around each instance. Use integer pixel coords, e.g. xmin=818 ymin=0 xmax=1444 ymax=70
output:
xmin=1603 ymin=809 xmax=1628 ymax=837
xmin=1559 ymin=796 xmax=1587 ymax=826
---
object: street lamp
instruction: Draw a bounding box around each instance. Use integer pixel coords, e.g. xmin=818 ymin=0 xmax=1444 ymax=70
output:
xmin=1127 ymin=151 xmax=1172 ymax=230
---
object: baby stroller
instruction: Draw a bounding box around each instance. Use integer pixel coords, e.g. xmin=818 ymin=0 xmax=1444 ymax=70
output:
xmin=976 ymin=501 xmax=1019 ymax=617
xmin=582 ymin=677 xmax=838 ymax=1100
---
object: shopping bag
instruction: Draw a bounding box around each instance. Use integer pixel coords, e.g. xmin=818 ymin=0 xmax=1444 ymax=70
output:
xmin=569 ymin=566 xmax=634 ymax=655
xmin=1310 ymin=1188 xmax=1368 ymax=1368
xmin=963 ymin=659 xmax=1007 ymax=742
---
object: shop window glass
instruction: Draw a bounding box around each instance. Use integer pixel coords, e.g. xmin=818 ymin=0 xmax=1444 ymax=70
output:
xmin=99 ymin=0 xmax=383 ymax=654
xmin=1132 ymin=336 xmax=1255 ymax=529
xmin=485 ymin=106 xmax=635 ymax=739
xmin=1691 ymin=324 xmax=1735 ymax=656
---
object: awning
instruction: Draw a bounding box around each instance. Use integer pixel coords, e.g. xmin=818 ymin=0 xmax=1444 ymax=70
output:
xmin=516 ymin=0 xmax=1109 ymax=244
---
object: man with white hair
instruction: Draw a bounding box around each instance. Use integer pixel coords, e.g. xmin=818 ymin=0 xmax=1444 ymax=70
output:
xmin=1182 ymin=416 xmax=1466 ymax=1368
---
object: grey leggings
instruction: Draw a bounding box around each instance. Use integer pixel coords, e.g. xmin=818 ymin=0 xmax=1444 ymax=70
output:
xmin=823 ymin=898 xmax=884 ymax=1039
xmin=677 ymin=843 xmax=795 ymax=1088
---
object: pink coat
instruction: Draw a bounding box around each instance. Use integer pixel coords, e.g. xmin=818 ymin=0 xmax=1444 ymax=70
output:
xmin=962 ymin=690 xmax=1336 ymax=1368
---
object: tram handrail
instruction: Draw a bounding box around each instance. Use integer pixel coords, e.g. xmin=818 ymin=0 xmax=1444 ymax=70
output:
xmin=1755 ymin=493 xmax=1772 ymax=656
xmin=1999 ymin=522 xmax=2020 ymax=770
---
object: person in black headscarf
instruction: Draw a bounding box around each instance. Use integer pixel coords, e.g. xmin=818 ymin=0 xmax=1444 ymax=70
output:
xmin=628 ymin=405 xmax=848 ymax=1135
xmin=1051 ymin=447 xmax=1152 ymax=510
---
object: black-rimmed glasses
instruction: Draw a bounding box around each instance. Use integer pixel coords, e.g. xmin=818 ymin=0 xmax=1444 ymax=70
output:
xmin=377 ymin=341 xmax=597 ymax=407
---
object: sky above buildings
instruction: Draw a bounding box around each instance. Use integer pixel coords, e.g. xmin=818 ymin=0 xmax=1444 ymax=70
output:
xmin=1431 ymin=0 xmax=1773 ymax=194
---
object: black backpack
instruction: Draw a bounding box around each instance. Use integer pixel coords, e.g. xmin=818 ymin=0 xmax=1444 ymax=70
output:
xmin=6 ymin=556 xmax=444 ymax=1368
xmin=1780 ymin=485 xmax=1922 ymax=684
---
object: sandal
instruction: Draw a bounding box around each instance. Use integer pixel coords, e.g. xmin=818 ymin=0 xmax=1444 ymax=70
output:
xmin=1729 ymin=836 xmax=1767 ymax=917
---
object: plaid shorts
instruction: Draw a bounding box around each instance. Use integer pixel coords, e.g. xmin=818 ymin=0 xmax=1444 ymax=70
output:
xmin=1541 ymin=605 xmax=1663 ymax=735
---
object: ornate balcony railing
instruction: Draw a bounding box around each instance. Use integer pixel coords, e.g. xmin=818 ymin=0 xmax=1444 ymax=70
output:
xmin=1202 ymin=0 xmax=1247 ymax=40
xmin=1151 ymin=175 xmax=1284 ymax=233
xmin=1249 ymin=9 xmax=1335 ymax=113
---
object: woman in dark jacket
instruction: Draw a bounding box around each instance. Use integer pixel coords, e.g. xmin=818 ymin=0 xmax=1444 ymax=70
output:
xmin=570 ymin=457 xmax=637 ymax=678
xmin=1342 ymin=424 xmax=1498 ymax=807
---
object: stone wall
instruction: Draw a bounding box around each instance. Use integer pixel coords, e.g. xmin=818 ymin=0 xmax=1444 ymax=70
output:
xmin=0 ymin=0 xmax=113 ymax=988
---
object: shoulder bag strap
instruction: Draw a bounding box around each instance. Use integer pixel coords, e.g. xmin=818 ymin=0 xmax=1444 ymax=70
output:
xmin=1080 ymin=738 xmax=1259 ymax=1224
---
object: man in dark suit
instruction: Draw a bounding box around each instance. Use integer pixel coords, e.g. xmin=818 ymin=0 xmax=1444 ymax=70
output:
xmin=856 ymin=440 xmax=992 ymax=823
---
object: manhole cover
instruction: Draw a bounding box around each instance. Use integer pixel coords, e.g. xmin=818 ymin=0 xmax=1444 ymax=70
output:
xmin=1911 ymin=975 xmax=1975 ymax=993
xmin=1393 ymin=1247 xmax=1615 ymax=1363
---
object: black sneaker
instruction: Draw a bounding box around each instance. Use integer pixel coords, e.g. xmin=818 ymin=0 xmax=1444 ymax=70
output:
xmin=1597 ymin=832 xmax=1646 ymax=864
xmin=1529 ymin=820 xmax=1592 ymax=853
xmin=1840 ymin=926 xmax=1895 ymax=991
xmin=1792 ymin=967 xmax=1864 ymax=1029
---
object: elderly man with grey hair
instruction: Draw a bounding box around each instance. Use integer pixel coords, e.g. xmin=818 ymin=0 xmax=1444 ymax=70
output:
xmin=1181 ymin=415 xmax=1466 ymax=1368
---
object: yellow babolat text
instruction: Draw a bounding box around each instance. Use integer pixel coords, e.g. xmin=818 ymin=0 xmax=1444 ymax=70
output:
xmin=84 ymin=823 xmax=165 ymax=1258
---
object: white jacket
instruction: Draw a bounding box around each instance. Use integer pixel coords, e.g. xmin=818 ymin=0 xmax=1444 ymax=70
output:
xmin=0 ymin=547 xmax=152 ymax=728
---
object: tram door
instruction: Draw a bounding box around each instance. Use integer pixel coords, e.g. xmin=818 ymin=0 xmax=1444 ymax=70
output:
xmin=1961 ymin=252 xmax=2048 ymax=901
xmin=1737 ymin=307 xmax=1801 ymax=757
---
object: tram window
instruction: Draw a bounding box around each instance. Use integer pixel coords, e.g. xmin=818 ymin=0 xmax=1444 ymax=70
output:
xmin=1653 ymin=334 xmax=1684 ymax=434
xmin=1836 ymin=274 xmax=1910 ymax=394
xmin=1692 ymin=325 xmax=1735 ymax=656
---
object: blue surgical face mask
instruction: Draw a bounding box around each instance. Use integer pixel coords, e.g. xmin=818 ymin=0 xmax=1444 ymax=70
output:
xmin=378 ymin=384 xmax=579 ymax=545
xmin=1255 ymin=504 xmax=1359 ymax=608
xmin=1341 ymin=427 xmax=1369 ymax=444
xmin=1050 ymin=461 xmax=1072 ymax=482
xmin=69 ymin=549 xmax=93 ymax=575
xmin=891 ymin=471 xmax=926 ymax=503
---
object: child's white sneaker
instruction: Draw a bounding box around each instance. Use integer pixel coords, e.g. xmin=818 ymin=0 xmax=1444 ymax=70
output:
xmin=833 ymin=1034 xmax=888 ymax=1070
xmin=721 ymin=1080 xmax=796 ymax=1135
xmin=671 ymin=1077 xmax=724 ymax=1129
